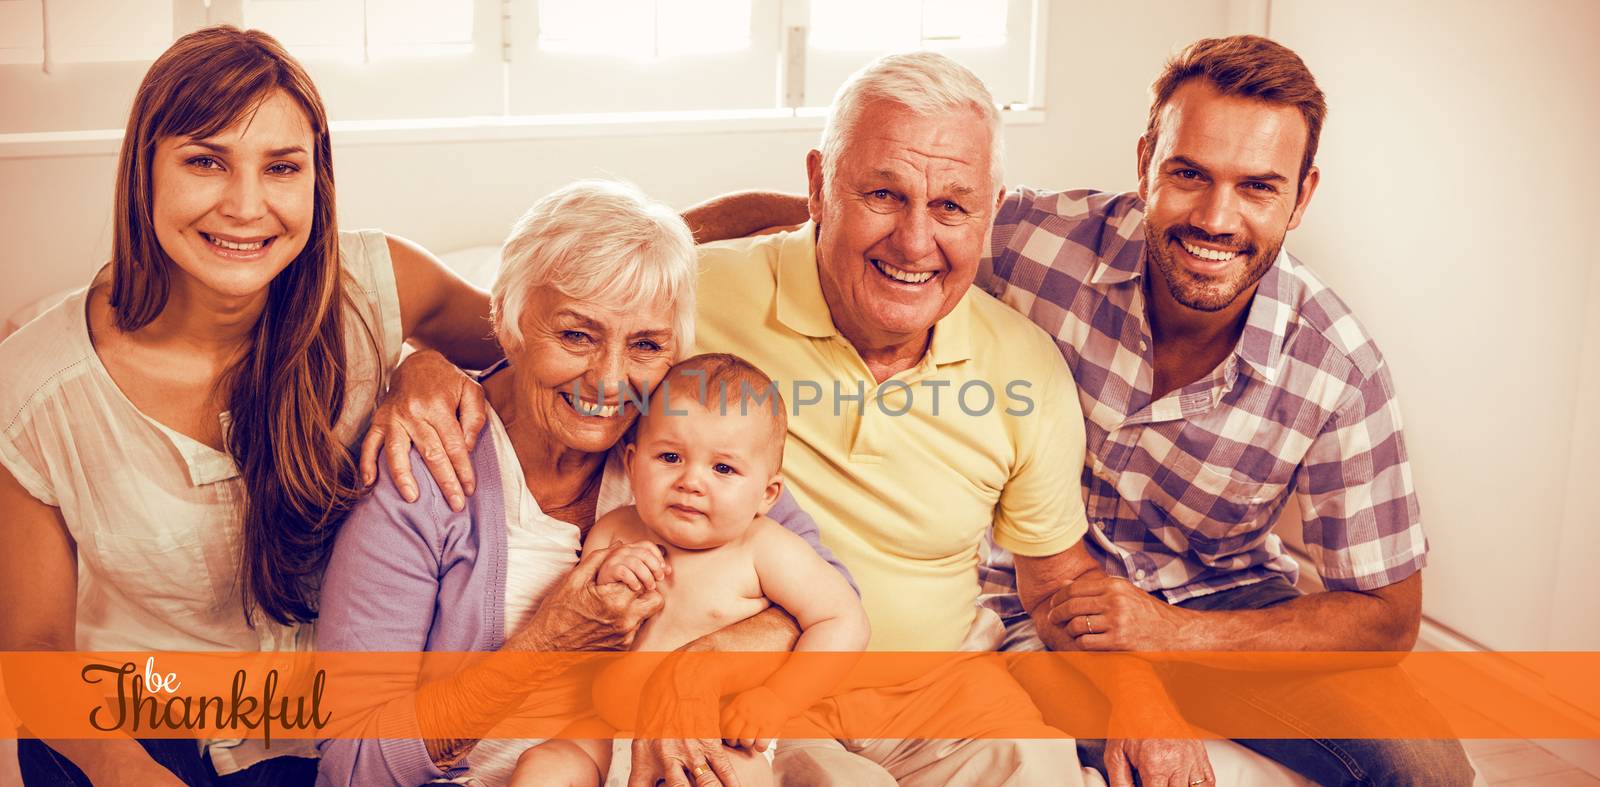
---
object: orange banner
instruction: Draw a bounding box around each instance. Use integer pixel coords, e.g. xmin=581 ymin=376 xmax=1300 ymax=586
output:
xmin=2 ymin=651 xmax=1597 ymax=741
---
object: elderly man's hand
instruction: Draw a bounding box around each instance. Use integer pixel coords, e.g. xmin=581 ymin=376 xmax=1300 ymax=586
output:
xmin=628 ymin=645 xmax=742 ymax=787
xmin=1046 ymin=576 xmax=1204 ymax=651
xmin=630 ymin=732 xmax=742 ymax=787
xmin=521 ymin=544 xmax=663 ymax=652
xmin=629 ymin=734 xmax=739 ymax=787
xmin=1105 ymin=736 xmax=1215 ymax=787
xmin=629 ymin=672 xmax=739 ymax=785
xmin=359 ymin=349 xmax=488 ymax=512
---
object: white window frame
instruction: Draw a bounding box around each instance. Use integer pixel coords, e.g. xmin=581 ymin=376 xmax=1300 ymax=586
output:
xmin=502 ymin=0 xmax=785 ymax=116
xmin=797 ymin=0 xmax=1044 ymax=109
xmin=0 ymin=0 xmax=1049 ymax=148
xmin=233 ymin=0 xmax=506 ymax=122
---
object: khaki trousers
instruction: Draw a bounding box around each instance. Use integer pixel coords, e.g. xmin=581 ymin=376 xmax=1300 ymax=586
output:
xmin=771 ymin=656 xmax=1083 ymax=786
xmin=774 ymin=737 xmax=1083 ymax=786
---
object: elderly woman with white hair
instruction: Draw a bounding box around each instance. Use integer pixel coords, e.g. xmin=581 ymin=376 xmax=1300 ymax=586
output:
xmin=315 ymin=180 xmax=850 ymax=787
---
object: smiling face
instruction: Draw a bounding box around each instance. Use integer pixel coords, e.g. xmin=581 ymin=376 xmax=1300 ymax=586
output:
xmin=1138 ymin=80 xmax=1320 ymax=313
xmin=807 ymin=101 xmax=1003 ymax=354
xmin=625 ymin=393 xmax=783 ymax=551
xmin=505 ymin=286 xmax=677 ymax=456
xmin=150 ymin=90 xmax=315 ymax=305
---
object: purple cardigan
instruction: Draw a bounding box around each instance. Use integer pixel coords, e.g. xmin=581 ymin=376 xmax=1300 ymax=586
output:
xmin=314 ymin=427 xmax=851 ymax=786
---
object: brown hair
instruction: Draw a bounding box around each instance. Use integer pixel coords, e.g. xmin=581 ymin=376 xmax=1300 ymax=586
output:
xmin=649 ymin=353 xmax=788 ymax=470
xmin=112 ymin=26 xmax=366 ymax=625
xmin=1143 ymin=35 xmax=1327 ymax=189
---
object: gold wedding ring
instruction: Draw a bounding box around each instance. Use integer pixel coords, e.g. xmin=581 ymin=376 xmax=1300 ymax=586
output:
xmin=693 ymin=764 xmax=707 ymax=778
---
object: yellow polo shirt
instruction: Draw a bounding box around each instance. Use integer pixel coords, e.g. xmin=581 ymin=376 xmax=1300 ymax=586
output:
xmin=694 ymin=224 xmax=1089 ymax=650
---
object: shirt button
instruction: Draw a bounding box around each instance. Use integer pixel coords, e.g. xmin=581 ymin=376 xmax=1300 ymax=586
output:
xmin=1138 ymin=339 xmax=1149 ymax=352
xmin=1135 ymin=569 xmax=1148 ymax=581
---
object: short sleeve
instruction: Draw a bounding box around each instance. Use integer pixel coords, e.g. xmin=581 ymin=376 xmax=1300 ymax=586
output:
xmin=1295 ymin=361 xmax=1428 ymax=590
xmin=329 ymin=231 xmax=408 ymax=447
xmin=991 ymin=187 xmax=1041 ymax=251
xmin=978 ymin=187 xmax=1045 ymax=300
xmin=0 ymin=307 xmax=79 ymax=507
xmin=0 ymin=407 xmax=57 ymax=506
xmin=338 ymin=229 xmax=406 ymax=380
xmin=991 ymin=331 xmax=1089 ymax=557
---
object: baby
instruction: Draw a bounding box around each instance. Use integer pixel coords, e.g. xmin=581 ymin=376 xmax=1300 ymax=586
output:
xmin=511 ymin=353 xmax=870 ymax=787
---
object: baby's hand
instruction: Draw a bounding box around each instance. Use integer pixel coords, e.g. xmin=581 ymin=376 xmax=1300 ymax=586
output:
xmin=719 ymin=685 xmax=794 ymax=751
xmin=595 ymin=540 xmax=670 ymax=593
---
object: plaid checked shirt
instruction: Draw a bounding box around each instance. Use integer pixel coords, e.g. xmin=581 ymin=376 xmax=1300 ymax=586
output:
xmin=977 ymin=188 xmax=1428 ymax=611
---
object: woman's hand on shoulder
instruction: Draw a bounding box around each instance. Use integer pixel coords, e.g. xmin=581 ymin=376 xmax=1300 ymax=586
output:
xmin=359 ymin=349 xmax=488 ymax=512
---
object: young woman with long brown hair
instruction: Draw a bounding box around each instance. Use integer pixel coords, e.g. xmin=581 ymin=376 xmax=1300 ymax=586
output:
xmin=0 ymin=26 xmax=500 ymax=786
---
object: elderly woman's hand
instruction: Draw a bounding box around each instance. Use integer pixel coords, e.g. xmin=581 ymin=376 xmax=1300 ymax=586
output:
xmin=516 ymin=542 xmax=664 ymax=652
xmin=359 ymin=348 xmax=489 ymax=512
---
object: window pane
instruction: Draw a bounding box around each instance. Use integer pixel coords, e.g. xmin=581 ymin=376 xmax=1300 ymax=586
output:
xmin=922 ymin=0 xmax=1007 ymax=46
xmin=512 ymin=0 xmax=775 ymax=114
xmin=46 ymin=0 xmax=172 ymax=63
xmin=369 ymin=0 xmax=475 ymax=56
xmin=537 ymin=0 xmax=654 ymax=56
xmin=246 ymin=0 xmax=477 ymax=60
xmin=808 ymin=0 xmax=919 ymax=51
xmin=537 ymin=0 xmax=749 ymax=58
xmin=657 ymin=0 xmax=749 ymax=57
xmin=244 ymin=0 xmax=365 ymax=61
xmin=810 ymin=0 xmax=1007 ymax=49
xmin=803 ymin=0 xmax=1033 ymax=108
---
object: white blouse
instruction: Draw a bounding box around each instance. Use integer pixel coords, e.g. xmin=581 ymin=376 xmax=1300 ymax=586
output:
xmin=466 ymin=407 xmax=632 ymax=785
xmin=0 ymin=230 xmax=404 ymax=770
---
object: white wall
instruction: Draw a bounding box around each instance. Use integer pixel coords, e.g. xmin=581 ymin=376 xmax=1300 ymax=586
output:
xmin=1269 ymin=0 xmax=1600 ymax=651
xmin=0 ymin=0 xmax=1230 ymax=323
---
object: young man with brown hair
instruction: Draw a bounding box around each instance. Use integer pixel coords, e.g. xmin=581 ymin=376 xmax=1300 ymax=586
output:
xmin=971 ymin=35 xmax=1473 ymax=786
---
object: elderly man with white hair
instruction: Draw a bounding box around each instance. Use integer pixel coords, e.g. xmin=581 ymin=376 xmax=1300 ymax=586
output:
xmin=679 ymin=52 xmax=1094 ymax=785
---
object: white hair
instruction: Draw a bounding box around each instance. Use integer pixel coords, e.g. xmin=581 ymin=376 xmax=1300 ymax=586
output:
xmin=492 ymin=180 xmax=696 ymax=358
xmin=819 ymin=51 xmax=1005 ymax=191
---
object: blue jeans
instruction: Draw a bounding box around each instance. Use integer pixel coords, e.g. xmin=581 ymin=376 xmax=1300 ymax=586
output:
xmin=17 ymin=737 xmax=316 ymax=787
xmin=1008 ymin=577 xmax=1476 ymax=786
xmin=1165 ymin=578 xmax=1475 ymax=786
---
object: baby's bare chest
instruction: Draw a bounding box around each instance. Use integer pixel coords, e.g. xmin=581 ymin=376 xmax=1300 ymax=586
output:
xmin=633 ymin=547 xmax=768 ymax=651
